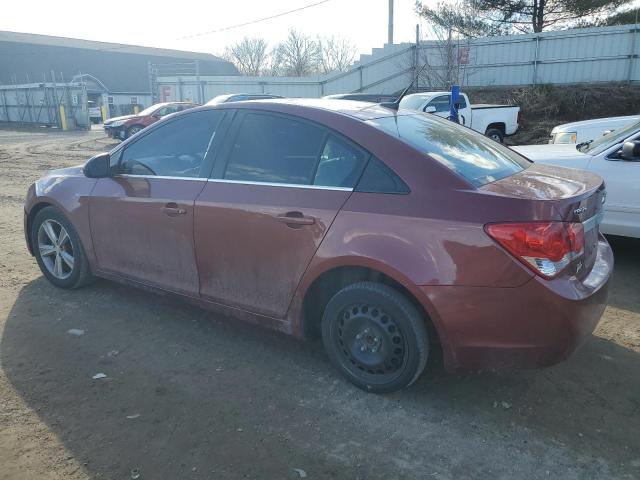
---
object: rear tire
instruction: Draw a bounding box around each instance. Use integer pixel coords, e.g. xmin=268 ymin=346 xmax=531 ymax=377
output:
xmin=31 ymin=206 xmax=93 ymax=289
xmin=321 ymin=282 xmax=429 ymax=393
xmin=485 ymin=127 xmax=504 ymax=143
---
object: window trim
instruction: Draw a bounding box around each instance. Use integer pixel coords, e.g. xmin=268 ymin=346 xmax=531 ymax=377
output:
xmin=113 ymin=109 xmax=231 ymax=180
xmin=213 ymin=109 xmax=369 ymax=189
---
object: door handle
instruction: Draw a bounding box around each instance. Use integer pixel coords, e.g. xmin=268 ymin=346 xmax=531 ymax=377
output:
xmin=275 ymin=212 xmax=315 ymax=226
xmin=162 ymin=202 xmax=187 ymax=216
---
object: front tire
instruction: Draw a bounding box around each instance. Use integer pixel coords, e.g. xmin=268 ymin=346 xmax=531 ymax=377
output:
xmin=31 ymin=206 xmax=93 ymax=289
xmin=321 ymin=282 xmax=429 ymax=393
xmin=126 ymin=125 xmax=144 ymax=138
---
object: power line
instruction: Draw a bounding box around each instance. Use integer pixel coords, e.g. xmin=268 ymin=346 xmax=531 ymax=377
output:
xmin=176 ymin=0 xmax=332 ymax=40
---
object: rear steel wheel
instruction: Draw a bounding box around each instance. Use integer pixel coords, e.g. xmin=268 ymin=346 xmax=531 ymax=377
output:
xmin=337 ymin=303 xmax=407 ymax=378
xmin=322 ymin=282 xmax=429 ymax=393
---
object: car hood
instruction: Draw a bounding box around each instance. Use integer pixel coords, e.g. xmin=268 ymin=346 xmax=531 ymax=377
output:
xmin=105 ymin=114 xmax=137 ymax=124
xmin=551 ymin=115 xmax=640 ymax=133
xmin=511 ymin=144 xmax=588 ymax=163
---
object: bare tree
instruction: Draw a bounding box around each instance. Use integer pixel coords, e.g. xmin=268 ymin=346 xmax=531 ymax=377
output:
xmin=413 ymin=2 xmax=479 ymax=89
xmin=274 ymin=29 xmax=320 ymax=76
xmin=318 ymin=36 xmax=357 ymax=74
xmin=418 ymin=0 xmax=630 ymax=34
xmin=224 ymin=37 xmax=270 ymax=76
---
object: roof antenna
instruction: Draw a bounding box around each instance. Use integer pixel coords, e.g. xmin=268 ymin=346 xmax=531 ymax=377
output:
xmin=380 ymin=63 xmax=429 ymax=110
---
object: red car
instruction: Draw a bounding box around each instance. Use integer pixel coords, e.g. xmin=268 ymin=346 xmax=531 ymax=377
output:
xmin=24 ymin=99 xmax=612 ymax=393
xmin=103 ymin=102 xmax=198 ymax=140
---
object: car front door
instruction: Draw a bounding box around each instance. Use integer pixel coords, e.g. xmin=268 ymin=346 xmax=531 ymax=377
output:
xmin=194 ymin=111 xmax=369 ymax=317
xmin=89 ymin=109 xmax=228 ymax=295
xmin=590 ymin=142 xmax=640 ymax=236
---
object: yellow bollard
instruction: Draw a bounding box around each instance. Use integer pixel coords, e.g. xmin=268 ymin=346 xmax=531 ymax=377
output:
xmin=133 ymin=105 xmax=139 ymax=114
xmin=101 ymin=106 xmax=108 ymax=123
xmin=58 ymin=105 xmax=68 ymax=131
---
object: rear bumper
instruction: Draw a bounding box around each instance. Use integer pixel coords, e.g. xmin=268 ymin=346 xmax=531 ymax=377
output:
xmin=422 ymin=235 xmax=613 ymax=372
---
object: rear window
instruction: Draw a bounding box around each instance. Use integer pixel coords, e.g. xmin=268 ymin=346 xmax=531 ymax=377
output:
xmin=368 ymin=114 xmax=530 ymax=187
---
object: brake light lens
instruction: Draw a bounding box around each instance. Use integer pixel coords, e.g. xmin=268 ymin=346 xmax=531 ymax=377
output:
xmin=485 ymin=222 xmax=584 ymax=278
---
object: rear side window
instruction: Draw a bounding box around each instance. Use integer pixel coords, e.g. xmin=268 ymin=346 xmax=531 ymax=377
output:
xmin=223 ymin=113 xmax=368 ymax=188
xmin=224 ymin=113 xmax=326 ymax=184
xmin=314 ymin=136 xmax=368 ymax=188
xmin=368 ymin=114 xmax=530 ymax=187
xmin=356 ymin=156 xmax=409 ymax=194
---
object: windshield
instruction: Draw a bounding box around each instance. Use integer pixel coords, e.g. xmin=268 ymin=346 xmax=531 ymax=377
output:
xmin=368 ymin=114 xmax=530 ymax=187
xmin=206 ymin=94 xmax=233 ymax=105
xmin=399 ymin=95 xmax=429 ymax=111
xmin=581 ymin=118 xmax=640 ymax=155
xmin=139 ymin=104 xmax=162 ymax=116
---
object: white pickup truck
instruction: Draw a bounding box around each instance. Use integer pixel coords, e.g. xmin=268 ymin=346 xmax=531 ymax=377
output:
xmin=399 ymin=91 xmax=521 ymax=143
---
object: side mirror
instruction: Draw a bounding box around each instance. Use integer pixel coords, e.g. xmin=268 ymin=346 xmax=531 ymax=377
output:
xmin=83 ymin=152 xmax=111 ymax=178
xmin=424 ymin=105 xmax=437 ymax=114
xmin=621 ymin=141 xmax=640 ymax=161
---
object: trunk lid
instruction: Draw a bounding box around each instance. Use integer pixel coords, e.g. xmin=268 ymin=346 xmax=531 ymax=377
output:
xmin=482 ymin=163 xmax=606 ymax=279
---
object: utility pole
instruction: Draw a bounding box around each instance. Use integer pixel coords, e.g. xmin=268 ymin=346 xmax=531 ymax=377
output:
xmin=388 ymin=0 xmax=394 ymax=44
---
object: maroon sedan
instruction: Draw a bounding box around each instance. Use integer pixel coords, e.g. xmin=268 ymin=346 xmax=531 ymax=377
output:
xmin=103 ymin=101 xmax=198 ymax=140
xmin=24 ymin=99 xmax=613 ymax=392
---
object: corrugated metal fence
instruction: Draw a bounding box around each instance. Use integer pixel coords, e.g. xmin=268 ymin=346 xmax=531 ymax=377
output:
xmin=0 ymin=81 xmax=90 ymax=128
xmin=156 ymin=24 xmax=640 ymax=102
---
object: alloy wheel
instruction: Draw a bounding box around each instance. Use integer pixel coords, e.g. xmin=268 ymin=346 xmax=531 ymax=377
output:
xmin=37 ymin=219 xmax=75 ymax=280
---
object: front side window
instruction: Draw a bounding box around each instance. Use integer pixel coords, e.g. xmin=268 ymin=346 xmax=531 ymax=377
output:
xmin=369 ymin=114 xmax=530 ymax=187
xmin=120 ymin=110 xmax=224 ymax=178
xmin=155 ymin=105 xmax=180 ymax=117
xmin=224 ymin=113 xmax=326 ymax=185
xmin=426 ymin=95 xmax=451 ymax=113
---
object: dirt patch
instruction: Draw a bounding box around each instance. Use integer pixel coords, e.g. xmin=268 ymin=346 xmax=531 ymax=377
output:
xmin=0 ymin=129 xmax=639 ymax=479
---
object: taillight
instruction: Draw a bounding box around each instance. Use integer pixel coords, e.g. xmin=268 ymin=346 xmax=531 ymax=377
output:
xmin=517 ymin=111 xmax=523 ymax=125
xmin=485 ymin=222 xmax=584 ymax=278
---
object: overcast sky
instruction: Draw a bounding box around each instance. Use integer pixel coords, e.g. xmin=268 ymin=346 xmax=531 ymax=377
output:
xmin=1 ymin=0 xmax=426 ymax=58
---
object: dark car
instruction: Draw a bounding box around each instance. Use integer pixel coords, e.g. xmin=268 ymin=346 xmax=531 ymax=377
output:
xmin=103 ymin=102 xmax=198 ymax=140
xmin=24 ymin=99 xmax=612 ymax=393
xmin=206 ymin=93 xmax=284 ymax=105
xmin=323 ymin=93 xmax=397 ymax=103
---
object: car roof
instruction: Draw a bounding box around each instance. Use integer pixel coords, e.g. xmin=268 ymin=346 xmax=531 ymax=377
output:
xmin=404 ymin=91 xmax=450 ymax=98
xmin=203 ymin=97 xmax=401 ymax=121
xmin=152 ymin=101 xmax=196 ymax=108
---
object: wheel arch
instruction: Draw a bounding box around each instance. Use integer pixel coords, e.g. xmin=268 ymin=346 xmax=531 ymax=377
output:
xmin=294 ymin=258 xmax=451 ymax=367
xmin=25 ymin=200 xmax=56 ymax=255
xmin=25 ymin=199 xmax=94 ymax=269
xmin=485 ymin=122 xmax=506 ymax=134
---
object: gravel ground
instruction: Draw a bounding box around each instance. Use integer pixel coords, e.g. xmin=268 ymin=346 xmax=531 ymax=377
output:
xmin=0 ymin=127 xmax=639 ymax=480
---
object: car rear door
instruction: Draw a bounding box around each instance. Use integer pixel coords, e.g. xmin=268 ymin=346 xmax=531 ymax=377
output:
xmin=194 ymin=110 xmax=369 ymax=317
xmin=89 ymin=109 xmax=228 ymax=296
